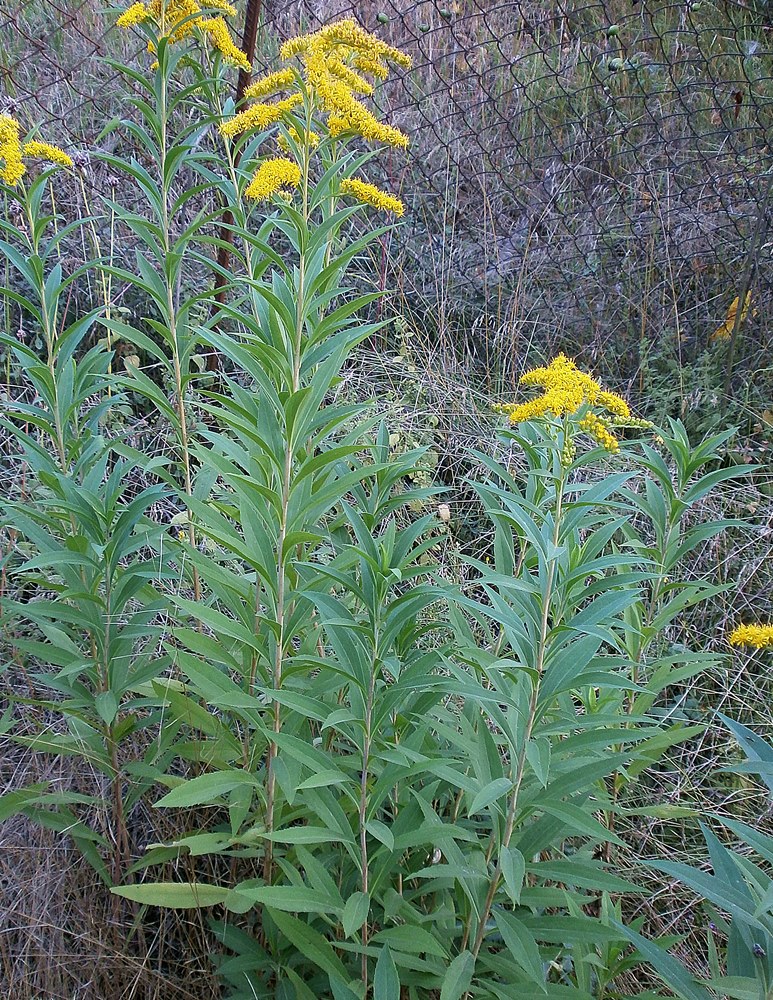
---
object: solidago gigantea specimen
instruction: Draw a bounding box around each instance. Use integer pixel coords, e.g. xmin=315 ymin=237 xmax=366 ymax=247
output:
xmin=220 ymin=17 xmax=411 ymax=211
xmin=103 ymin=14 xmax=422 ymax=996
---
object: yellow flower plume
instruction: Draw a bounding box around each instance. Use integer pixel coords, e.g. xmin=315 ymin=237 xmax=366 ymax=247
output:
xmin=217 ymin=19 xmax=410 ymax=213
xmin=244 ymin=67 xmax=298 ymax=101
xmin=495 ymin=354 xmax=631 ymax=452
xmin=0 ymin=115 xmax=73 ymax=186
xmin=116 ymin=1 xmax=148 ymax=28
xmin=341 ymin=177 xmax=404 ymax=216
xmin=221 ymin=18 xmax=411 ymax=151
xmin=729 ymin=623 xmax=773 ymax=649
xmin=245 ymin=157 xmax=302 ymax=201
xmin=202 ymin=16 xmax=251 ymax=71
xmin=116 ymin=0 xmax=249 ymax=70
xmin=219 ymin=95 xmax=303 ymax=139
xmin=0 ymin=115 xmax=25 ymax=186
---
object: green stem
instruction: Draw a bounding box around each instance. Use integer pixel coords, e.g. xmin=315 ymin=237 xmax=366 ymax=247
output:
xmin=462 ymin=454 xmax=566 ymax=963
xmin=26 ymin=196 xmax=128 ymax=881
xmin=359 ymin=628 xmax=379 ymax=991
xmin=263 ymin=97 xmax=314 ymax=884
xmin=158 ymin=56 xmax=200 ymax=601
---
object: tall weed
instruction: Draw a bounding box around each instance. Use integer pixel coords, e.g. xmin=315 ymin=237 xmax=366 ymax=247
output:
xmin=0 ymin=5 xmax=760 ymax=998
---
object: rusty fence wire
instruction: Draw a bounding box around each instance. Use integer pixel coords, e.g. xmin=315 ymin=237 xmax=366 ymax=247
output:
xmin=1 ymin=0 xmax=772 ymax=395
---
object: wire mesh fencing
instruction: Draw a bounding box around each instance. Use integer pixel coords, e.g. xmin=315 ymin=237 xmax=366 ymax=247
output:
xmin=1 ymin=0 xmax=772 ymax=396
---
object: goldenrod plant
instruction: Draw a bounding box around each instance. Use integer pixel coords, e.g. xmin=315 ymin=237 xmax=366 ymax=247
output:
xmin=0 ymin=116 xmax=170 ymax=885
xmin=0 ymin=4 xmax=761 ymax=998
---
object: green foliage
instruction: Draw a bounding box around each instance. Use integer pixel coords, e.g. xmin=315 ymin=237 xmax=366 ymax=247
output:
xmin=0 ymin=10 xmax=763 ymax=1000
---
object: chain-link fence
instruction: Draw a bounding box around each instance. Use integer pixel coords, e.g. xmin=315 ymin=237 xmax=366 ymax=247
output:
xmin=2 ymin=0 xmax=772 ymax=397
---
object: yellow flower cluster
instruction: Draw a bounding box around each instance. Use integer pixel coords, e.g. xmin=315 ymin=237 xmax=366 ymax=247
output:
xmin=202 ymin=15 xmax=252 ymax=70
xmin=219 ymin=94 xmax=302 ymax=139
xmin=304 ymin=49 xmax=409 ymax=148
xmin=217 ymin=19 xmax=410 ymax=206
xmin=221 ymin=18 xmax=411 ymax=150
xmin=116 ymin=0 xmax=250 ymax=71
xmin=353 ymin=53 xmax=390 ymax=81
xmin=341 ymin=177 xmax=404 ymax=216
xmin=244 ymin=157 xmax=302 ymax=201
xmin=0 ymin=115 xmax=25 ymax=186
xmin=0 ymin=115 xmax=73 ymax=186
xmin=326 ymin=57 xmax=374 ymax=96
xmin=116 ymin=1 xmax=148 ymax=27
xmin=244 ymin=67 xmax=297 ymax=101
xmin=728 ymin=623 xmax=773 ymax=649
xmin=578 ymin=412 xmax=618 ymax=452
xmin=495 ymin=354 xmax=631 ymax=452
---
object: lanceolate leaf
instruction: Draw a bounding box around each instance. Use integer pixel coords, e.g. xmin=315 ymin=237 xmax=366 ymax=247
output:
xmin=610 ymin=919 xmax=714 ymax=1000
xmin=373 ymin=945 xmax=400 ymax=1000
xmin=719 ymin=713 xmax=773 ymax=795
xmin=342 ymin=892 xmax=370 ymax=938
xmin=500 ymin=846 xmax=526 ymax=905
xmin=440 ymin=950 xmax=476 ymax=1000
xmin=494 ymin=910 xmax=547 ymax=989
xmin=268 ymin=909 xmax=349 ymax=982
xmin=154 ymin=770 xmax=259 ymax=808
xmin=111 ymin=882 xmax=228 ymax=909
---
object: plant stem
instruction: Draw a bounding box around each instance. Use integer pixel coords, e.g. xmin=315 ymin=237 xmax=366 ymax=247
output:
xmin=462 ymin=457 xmax=566 ymax=963
xmin=27 ymin=197 xmax=130 ymax=882
xmin=359 ymin=629 xmax=379 ymax=991
xmin=158 ymin=55 xmax=200 ymax=601
xmin=263 ymin=99 xmax=313 ymax=883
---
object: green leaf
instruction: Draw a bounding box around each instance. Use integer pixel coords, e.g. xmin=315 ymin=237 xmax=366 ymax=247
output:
xmin=0 ymin=784 xmax=50 ymax=822
xmin=719 ymin=713 xmax=773 ymax=795
xmin=296 ymin=769 xmax=349 ymax=790
xmin=111 ymin=882 xmax=228 ymax=908
xmin=440 ymin=950 xmax=475 ymax=1000
xmin=284 ymin=968 xmax=319 ymax=1000
xmin=609 ymin=919 xmax=714 ymax=1000
xmin=366 ymin=819 xmax=395 ymax=851
xmin=234 ymin=884 xmax=342 ymax=916
xmin=530 ymin=860 xmax=642 ymax=894
xmin=702 ymin=976 xmax=762 ymax=1000
xmin=263 ymin=826 xmax=346 ymax=845
xmin=154 ymin=770 xmax=257 ymax=808
xmin=521 ymin=914 xmax=626 ymax=945
xmin=500 ymin=846 xmax=526 ymax=904
xmin=330 ymin=977 xmax=361 ymax=1000
xmin=494 ymin=910 xmax=546 ymax=988
xmin=469 ymin=777 xmax=512 ymax=816
xmin=373 ymin=945 xmax=400 ymax=1000
xmin=540 ymin=801 xmax=625 ymax=847
xmin=342 ymin=891 xmax=370 ymax=938
xmin=524 ymin=737 xmax=551 ymax=787
xmin=95 ymin=690 xmax=119 ymax=726
xmin=269 ymin=909 xmax=349 ymax=981
xmin=372 ymin=924 xmax=448 ymax=958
